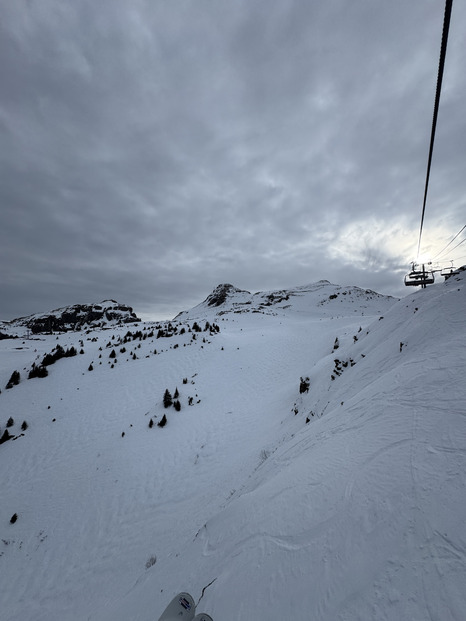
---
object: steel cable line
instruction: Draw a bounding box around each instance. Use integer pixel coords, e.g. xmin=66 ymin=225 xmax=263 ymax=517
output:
xmin=443 ymin=236 xmax=466 ymax=256
xmin=416 ymin=0 xmax=453 ymax=260
xmin=432 ymin=223 xmax=466 ymax=260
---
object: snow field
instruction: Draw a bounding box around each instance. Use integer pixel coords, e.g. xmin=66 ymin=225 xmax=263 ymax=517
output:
xmin=1 ymin=277 xmax=465 ymax=620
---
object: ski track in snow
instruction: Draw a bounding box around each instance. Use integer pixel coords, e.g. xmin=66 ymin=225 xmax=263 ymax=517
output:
xmin=1 ymin=278 xmax=465 ymax=620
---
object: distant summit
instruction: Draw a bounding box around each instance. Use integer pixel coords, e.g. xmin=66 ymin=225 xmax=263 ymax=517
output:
xmin=203 ymin=283 xmax=251 ymax=307
xmin=4 ymin=300 xmax=140 ymax=333
xmin=175 ymin=281 xmax=398 ymax=321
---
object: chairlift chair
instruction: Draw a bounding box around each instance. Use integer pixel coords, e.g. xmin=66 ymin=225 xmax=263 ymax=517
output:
xmin=440 ymin=266 xmax=458 ymax=280
xmin=404 ymin=264 xmax=435 ymax=287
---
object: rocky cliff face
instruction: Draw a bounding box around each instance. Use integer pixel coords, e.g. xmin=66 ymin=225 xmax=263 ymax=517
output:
xmin=8 ymin=300 xmax=140 ymax=333
xmin=203 ymin=283 xmax=250 ymax=307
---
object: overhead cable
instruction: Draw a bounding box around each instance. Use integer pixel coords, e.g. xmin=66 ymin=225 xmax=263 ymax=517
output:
xmin=416 ymin=0 xmax=454 ymax=260
xmin=432 ymin=223 xmax=466 ymax=260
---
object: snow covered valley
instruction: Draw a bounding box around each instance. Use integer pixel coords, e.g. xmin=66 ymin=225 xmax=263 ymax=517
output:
xmin=1 ymin=278 xmax=465 ymax=620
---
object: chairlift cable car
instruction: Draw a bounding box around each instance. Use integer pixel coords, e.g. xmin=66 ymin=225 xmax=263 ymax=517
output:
xmin=404 ymin=0 xmax=453 ymax=287
xmin=404 ymin=263 xmax=435 ymax=288
xmin=440 ymin=261 xmax=459 ymax=280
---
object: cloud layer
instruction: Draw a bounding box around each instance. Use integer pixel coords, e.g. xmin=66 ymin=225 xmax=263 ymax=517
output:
xmin=1 ymin=0 xmax=465 ymax=319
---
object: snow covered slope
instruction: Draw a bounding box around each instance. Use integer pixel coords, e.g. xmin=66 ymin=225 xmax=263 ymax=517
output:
xmin=0 ymin=278 xmax=465 ymax=621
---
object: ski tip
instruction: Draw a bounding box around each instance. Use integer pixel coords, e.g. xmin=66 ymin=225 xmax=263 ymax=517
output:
xmin=157 ymin=592 xmax=196 ymax=621
xmin=178 ymin=593 xmax=196 ymax=611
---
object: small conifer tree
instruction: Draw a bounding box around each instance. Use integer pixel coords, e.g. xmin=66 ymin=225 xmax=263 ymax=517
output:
xmin=163 ymin=389 xmax=173 ymax=408
xmin=6 ymin=370 xmax=20 ymax=389
xmin=0 ymin=429 xmax=11 ymax=444
xmin=299 ymin=377 xmax=310 ymax=394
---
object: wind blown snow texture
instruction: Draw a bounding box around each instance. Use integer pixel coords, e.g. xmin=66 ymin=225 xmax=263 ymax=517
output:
xmin=0 ymin=279 xmax=465 ymax=620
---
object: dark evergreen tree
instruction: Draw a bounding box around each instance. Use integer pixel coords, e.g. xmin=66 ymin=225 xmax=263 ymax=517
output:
xmin=173 ymin=400 xmax=181 ymax=412
xmin=6 ymin=370 xmax=20 ymax=389
xmin=7 ymin=416 xmax=14 ymax=427
xmin=163 ymin=389 xmax=173 ymax=408
xmin=157 ymin=414 xmax=167 ymax=428
xmin=0 ymin=429 xmax=11 ymax=444
xmin=21 ymin=421 xmax=28 ymax=431
xmin=299 ymin=377 xmax=310 ymax=394
xmin=28 ymin=363 xmax=48 ymax=379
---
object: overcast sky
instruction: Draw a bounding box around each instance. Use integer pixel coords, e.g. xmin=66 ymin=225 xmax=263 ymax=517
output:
xmin=1 ymin=0 xmax=465 ymax=321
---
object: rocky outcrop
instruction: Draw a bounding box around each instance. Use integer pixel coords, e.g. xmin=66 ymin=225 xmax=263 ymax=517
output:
xmin=11 ymin=300 xmax=140 ymax=333
xmin=203 ymin=284 xmax=251 ymax=307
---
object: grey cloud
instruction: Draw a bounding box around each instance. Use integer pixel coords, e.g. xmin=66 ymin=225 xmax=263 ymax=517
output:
xmin=1 ymin=0 xmax=465 ymax=320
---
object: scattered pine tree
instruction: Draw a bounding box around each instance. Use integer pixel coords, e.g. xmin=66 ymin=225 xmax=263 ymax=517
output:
xmin=299 ymin=377 xmax=310 ymax=394
xmin=28 ymin=364 xmax=48 ymax=379
xmin=0 ymin=429 xmax=12 ymax=445
xmin=6 ymin=370 xmax=20 ymax=389
xmin=163 ymin=389 xmax=173 ymax=408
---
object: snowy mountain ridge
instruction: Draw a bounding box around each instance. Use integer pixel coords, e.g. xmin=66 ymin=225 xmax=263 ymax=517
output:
xmin=176 ymin=280 xmax=397 ymax=320
xmin=1 ymin=275 xmax=465 ymax=621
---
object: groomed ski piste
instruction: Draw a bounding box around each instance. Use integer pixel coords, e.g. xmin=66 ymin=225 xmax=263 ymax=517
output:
xmin=1 ymin=277 xmax=465 ymax=620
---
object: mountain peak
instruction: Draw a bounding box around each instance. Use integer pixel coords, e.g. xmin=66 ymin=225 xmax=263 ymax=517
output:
xmin=204 ymin=283 xmax=251 ymax=307
xmin=175 ymin=281 xmax=397 ymax=321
